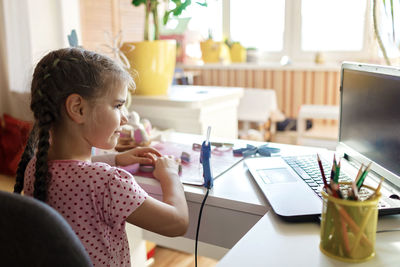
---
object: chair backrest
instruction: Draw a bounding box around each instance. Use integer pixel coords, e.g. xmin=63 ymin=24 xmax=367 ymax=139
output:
xmin=0 ymin=190 xmax=93 ymax=267
xmin=237 ymin=88 xmax=278 ymax=122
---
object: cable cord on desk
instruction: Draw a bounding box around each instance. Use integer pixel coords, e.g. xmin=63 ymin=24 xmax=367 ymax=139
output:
xmin=195 ymin=188 xmax=210 ymax=267
xmin=212 ymin=157 xmax=246 ymax=181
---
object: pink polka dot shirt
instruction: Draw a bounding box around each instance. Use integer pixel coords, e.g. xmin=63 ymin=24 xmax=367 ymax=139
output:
xmin=24 ymin=157 xmax=148 ymax=267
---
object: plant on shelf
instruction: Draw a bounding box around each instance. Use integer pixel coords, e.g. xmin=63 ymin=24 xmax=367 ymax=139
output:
xmin=122 ymin=0 xmax=207 ymax=95
xmin=132 ymin=0 xmax=207 ymax=41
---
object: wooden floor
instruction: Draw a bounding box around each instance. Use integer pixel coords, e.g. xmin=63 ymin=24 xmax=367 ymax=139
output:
xmin=0 ymin=173 xmax=14 ymax=192
xmin=152 ymin=246 xmax=218 ymax=267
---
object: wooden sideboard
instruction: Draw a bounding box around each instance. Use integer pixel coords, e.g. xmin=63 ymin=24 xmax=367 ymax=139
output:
xmin=180 ymin=63 xmax=341 ymax=120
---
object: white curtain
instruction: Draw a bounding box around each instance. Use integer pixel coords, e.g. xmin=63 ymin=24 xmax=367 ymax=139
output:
xmin=0 ymin=0 xmax=11 ymax=116
xmin=0 ymin=0 xmax=80 ymax=120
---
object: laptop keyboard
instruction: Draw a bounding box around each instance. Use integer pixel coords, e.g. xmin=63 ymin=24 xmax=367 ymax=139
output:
xmin=282 ymin=155 xmax=352 ymax=199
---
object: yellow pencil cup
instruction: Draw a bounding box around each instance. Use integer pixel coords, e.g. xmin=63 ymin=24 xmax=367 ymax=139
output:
xmin=319 ymin=182 xmax=381 ymax=263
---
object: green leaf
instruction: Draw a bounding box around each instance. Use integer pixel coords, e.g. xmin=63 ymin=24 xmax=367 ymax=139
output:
xmin=163 ymin=11 xmax=173 ymax=25
xmin=131 ymin=0 xmax=146 ymax=7
xmin=170 ymin=0 xmax=192 ymax=17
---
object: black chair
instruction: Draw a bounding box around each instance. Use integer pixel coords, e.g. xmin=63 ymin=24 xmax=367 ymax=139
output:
xmin=0 ymin=190 xmax=93 ymax=267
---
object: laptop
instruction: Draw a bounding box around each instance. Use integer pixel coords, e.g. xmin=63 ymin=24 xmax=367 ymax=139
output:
xmin=245 ymin=62 xmax=400 ymax=222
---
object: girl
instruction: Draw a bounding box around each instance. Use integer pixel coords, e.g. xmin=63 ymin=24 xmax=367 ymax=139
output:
xmin=14 ymin=48 xmax=189 ymax=266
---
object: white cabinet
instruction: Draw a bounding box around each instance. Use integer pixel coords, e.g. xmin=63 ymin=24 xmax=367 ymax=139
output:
xmin=129 ymin=85 xmax=243 ymax=139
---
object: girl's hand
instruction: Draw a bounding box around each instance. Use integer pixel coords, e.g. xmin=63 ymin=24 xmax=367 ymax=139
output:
xmin=126 ymin=154 xmax=188 ymax=237
xmin=115 ymin=147 xmax=162 ymax=166
xmin=153 ymin=156 xmax=180 ymax=183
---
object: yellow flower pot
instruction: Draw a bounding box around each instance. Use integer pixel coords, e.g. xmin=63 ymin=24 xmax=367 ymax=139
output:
xmin=200 ymin=40 xmax=231 ymax=63
xmin=230 ymin=43 xmax=246 ymax=63
xmin=121 ymin=40 xmax=176 ymax=95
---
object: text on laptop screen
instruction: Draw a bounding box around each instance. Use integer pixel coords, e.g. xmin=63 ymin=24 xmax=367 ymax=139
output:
xmin=340 ymin=69 xmax=400 ymax=177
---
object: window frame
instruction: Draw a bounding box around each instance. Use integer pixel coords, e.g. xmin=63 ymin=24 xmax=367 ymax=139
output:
xmin=222 ymin=0 xmax=373 ymax=64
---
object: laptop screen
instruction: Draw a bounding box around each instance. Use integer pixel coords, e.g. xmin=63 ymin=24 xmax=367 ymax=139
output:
xmin=339 ymin=63 xmax=400 ymax=186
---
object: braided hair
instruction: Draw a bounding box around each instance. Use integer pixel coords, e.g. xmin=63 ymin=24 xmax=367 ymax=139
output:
xmin=14 ymin=48 xmax=133 ymax=201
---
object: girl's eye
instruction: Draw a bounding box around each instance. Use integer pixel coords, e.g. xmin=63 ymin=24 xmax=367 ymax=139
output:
xmin=115 ymin=104 xmax=123 ymax=109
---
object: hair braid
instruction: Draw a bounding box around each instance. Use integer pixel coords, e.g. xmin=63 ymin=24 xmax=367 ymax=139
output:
xmin=14 ymin=124 xmax=37 ymax=194
xmin=31 ymin=81 xmax=58 ymax=201
xmin=33 ymin=123 xmax=51 ymax=201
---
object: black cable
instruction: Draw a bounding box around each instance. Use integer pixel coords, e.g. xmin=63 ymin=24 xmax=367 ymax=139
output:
xmin=195 ymin=187 xmax=210 ymax=267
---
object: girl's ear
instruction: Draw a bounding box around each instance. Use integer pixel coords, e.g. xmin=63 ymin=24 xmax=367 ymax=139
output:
xmin=65 ymin=94 xmax=87 ymax=124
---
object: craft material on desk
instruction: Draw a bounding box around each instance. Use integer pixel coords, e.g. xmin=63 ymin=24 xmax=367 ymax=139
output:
xmin=119 ymin=163 xmax=140 ymax=174
xmin=135 ymin=141 xmax=242 ymax=185
xmin=180 ymin=151 xmax=191 ymax=163
xmin=233 ymin=144 xmax=280 ymax=157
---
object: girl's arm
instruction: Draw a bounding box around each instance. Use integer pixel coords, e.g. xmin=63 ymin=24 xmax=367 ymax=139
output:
xmin=91 ymin=147 xmax=162 ymax=166
xmin=126 ymin=156 xmax=189 ymax=237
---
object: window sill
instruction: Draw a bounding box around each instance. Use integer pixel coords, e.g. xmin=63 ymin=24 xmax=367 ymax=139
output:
xmin=178 ymin=62 xmax=341 ymax=71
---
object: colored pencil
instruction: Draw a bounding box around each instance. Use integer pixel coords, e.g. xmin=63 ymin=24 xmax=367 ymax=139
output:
xmin=357 ymin=162 xmax=372 ymax=189
xmin=317 ymin=154 xmax=329 ymax=189
xmin=334 ymin=160 xmax=341 ymax=183
xmin=354 ymin=163 xmax=365 ymax=184
xmin=330 ymin=155 xmax=336 ymax=184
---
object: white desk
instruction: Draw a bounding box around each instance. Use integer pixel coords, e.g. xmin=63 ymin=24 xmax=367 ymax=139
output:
xmin=130 ymin=132 xmax=332 ymax=259
xmin=127 ymin=133 xmax=400 ymax=264
xmin=217 ymin=211 xmax=400 ymax=266
xmin=129 ymin=85 xmax=243 ymax=139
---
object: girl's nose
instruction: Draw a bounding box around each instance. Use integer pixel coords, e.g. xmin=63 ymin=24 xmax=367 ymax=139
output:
xmin=121 ymin=110 xmax=128 ymax=125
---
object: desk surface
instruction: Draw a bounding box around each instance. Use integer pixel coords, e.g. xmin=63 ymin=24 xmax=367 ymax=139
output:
xmin=217 ymin=211 xmax=400 ymax=267
xmin=135 ymin=132 xmax=325 ymax=216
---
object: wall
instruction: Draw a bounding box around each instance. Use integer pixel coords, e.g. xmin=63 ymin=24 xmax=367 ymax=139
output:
xmin=182 ymin=64 xmax=341 ymax=119
xmin=80 ymin=0 xmax=145 ymax=52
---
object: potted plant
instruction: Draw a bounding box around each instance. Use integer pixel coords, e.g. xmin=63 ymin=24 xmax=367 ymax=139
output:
xmin=121 ymin=0 xmax=207 ymax=95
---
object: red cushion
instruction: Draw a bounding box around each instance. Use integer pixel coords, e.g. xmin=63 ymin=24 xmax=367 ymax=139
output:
xmin=0 ymin=114 xmax=33 ymax=175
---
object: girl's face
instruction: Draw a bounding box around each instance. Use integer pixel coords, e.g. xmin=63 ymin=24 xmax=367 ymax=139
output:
xmin=84 ymin=80 xmax=128 ymax=150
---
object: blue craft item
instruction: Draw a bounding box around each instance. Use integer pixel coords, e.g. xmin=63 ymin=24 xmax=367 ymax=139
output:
xmin=233 ymin=144 xmax=280 ymax=158
xmin=201 ymin=140 xmax=213 ymax=189
xmin=68 ymin=29 xmax=79 ymax=47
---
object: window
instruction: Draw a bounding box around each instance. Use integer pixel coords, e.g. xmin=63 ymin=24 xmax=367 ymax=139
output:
xmin=184 ymin=0 xmax=372 ymax=64
xmin=301 ymin=0 xmax=367 ymax=51
xmin=230 ymin=0 xmax=285 ymax=51
xmin=181 ymin=0 xmax=223 ymax=40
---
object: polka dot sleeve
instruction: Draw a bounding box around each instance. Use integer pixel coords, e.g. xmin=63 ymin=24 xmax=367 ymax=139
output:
xmin=103 ymin=168 xmax=148 ymax=227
